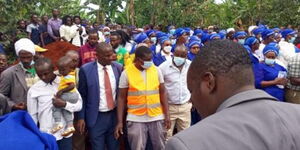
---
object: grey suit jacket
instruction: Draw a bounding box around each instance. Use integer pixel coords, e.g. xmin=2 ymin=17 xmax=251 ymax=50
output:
xmin=0 ymin=64 xmax=28 ymax=111
xmin=166 ymin=89 xmax=300 ymax=150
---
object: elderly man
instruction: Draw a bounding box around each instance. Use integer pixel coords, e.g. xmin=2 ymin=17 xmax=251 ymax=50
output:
xmin=27 ymin=58 xmax=82 ymax=150
xmin=166 ymin=40 xmax=300 ymax=150
xmin=0 ymin=38 xmax=39 ymax=111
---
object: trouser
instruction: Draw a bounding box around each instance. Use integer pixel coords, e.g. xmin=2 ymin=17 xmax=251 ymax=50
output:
xmin=72 ymin=120 xmax=87 ymax=150
xmin=53 ymin=92 xmax=78 ymax=126
xmin=127 ymin=120 xmax=166 ymax=150
xmin=167 ymin=102 xmax=192 ymax=139
xmin=285 ymin=88 xmax=300 ymax=104
xmin=57 ymin=137 xmax=72 ymax=150
xmin=88 ymin=110 xmax=119 ymax=150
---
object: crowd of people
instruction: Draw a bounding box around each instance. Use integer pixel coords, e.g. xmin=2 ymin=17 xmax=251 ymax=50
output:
xmin=1 ymin=8 xmax=300 ymax=150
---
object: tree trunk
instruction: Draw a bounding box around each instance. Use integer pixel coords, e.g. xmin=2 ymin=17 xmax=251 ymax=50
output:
xmin=129 ymin=0 xmax=135 ymax=26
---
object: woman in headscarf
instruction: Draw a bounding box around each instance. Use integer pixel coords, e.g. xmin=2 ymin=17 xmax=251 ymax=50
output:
xmin=234 ymin=31 xmax=247 ymax=45
xmin=255 ymin=44 xmax=287 ymax=101
xmin=244 ymin=36 xmax=260 ymax=64
xmin=187 ymin=39 xmax=201 ymax=61
xmin=153 ymin=36 xmax=172 ymax=66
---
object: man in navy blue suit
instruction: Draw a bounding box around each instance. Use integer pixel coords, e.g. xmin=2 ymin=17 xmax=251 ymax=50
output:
xmin=75 ymin=42 xmax=122 ymax=150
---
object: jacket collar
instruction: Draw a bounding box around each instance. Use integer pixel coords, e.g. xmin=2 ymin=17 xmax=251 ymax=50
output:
xmin=216 ymin=89 xmax=277 ymax=112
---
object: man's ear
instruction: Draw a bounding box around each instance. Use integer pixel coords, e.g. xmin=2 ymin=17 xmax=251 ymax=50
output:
xmin=201 ymin=72 xmax=216 ymax=94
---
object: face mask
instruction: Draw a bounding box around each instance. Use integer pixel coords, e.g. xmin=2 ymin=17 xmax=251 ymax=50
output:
xmin=265 ymin=58 xmax=275 ymax=65
xmin=163 ymin=46 xmax=172 ymax=53
xmin=169 ymin=29 xmax=176 ymax=35
xmin=151 ymin=37 xmax=157 ymax=44
xmin=173 ymin=56 xmax=185 ymax=66
xmin=142 ymin=61 xmax=152 ymax=69
xmin=104 ymin=32 xmax=110 ymax=35
xmin=238 ymin=39 xmax=245 ymax=45
xmin=171 ymin=39 xmax=176 ymax=45
xmin=289 ymin=37 xmax=296 ymax=43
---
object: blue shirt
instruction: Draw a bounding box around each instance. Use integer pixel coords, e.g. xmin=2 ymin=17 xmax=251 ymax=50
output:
xmin=254 ymin=63 xmax=287 ymax=101
xmin=187 ymin=52 xmax=196 ymax=61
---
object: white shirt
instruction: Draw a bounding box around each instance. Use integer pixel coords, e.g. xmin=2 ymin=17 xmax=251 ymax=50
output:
xmin=161 ymin=51 xmax=173 ymax=62
xmin=97 ymin=63 xmax=117 ymax=112
xmin=256 ymin=43 xmax=265 ymax=62
xmin=278 ymin=41 xmax=297 ymax=67
xmin=98 ymin=31 xmax=106 ymax=43
xmin=159 ymin=59 xmax=191 ymax=104
xmin=71 ymin=24 xmax=87 ymax=47
xmin=27 ymin=76 xmax=82 ymax=141
xmin=125 ymin=42 xmax=134 ymax=53
xmin=59 ymin=24 xmax=77 ymax=42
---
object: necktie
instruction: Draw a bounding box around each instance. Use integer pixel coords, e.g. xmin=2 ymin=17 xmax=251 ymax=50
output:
xmin=103 ymin=66 xmax=114 ymax=109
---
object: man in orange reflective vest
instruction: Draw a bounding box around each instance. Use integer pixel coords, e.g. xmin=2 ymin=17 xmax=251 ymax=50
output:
xmin=114 ymin=45 xmax=171 ymax=150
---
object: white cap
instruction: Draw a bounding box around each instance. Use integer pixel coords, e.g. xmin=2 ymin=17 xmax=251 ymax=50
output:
xmin=227 ymin=28 xmax=235 ymax=33
xmin=248 ymin=25 xmax=258 ymax=36
xmin=15 ymin=38 xmax=35 ymax=56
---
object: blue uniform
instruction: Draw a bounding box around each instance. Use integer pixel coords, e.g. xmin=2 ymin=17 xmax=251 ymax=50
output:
xmin=187 ymin=52 xmax=196 ymax=61
xmin=254 ymin=63 xmax=287 ymax=101
xmin=153 ymin=52 xmax=167 ymax=66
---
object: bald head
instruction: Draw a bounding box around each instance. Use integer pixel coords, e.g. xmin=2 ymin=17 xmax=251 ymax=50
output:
xmin=174 ymin=45 xmax=188 ymax=58
xmin=96 ymin=42 xmax=115 ymax=66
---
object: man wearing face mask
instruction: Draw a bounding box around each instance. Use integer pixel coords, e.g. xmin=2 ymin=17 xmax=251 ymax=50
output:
xmin=159 ymin=45 xmax=192 ymax=139
xmin=115 ymin=46 xmax=171 ymax=150
xmin=153 ymin=36 xmax=173 ymax=66
xmin=0 ymin=38 xmax=39 ymax=112
xmin=278 ymin=29 xmax=298 ymax=67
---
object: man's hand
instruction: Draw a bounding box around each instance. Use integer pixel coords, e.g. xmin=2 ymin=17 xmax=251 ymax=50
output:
xmin=114 ymin=123 xmax=124 ymax=139
xmin=164 ymin=117 xmax=171 ymax=130
xmin=12 ymin=102 xmax=26 ymax=110
xmin=52 ymin=96 xmax=66 ymax=108
xmin=76 ymin=119 xmax=86 ymax=135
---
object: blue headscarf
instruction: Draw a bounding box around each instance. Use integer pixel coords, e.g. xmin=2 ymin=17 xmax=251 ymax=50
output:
xmin=188 ymin=40 xmax=201 ymax=49
xmin=209 ymin=33 xmax=221 ymax=40
xmin=189 ymin=35 xmax=201 ymax=43
xmin=244 ymin=36 xmax=258 ymax=48
xmin=201 ymin=33 xmax=210 ymax=43
xmin=234 ymin=31 xmax=247 ymax=39
xmin=261 ymin=29 xmax=275 ymax=40
xmin=252 ymin=27 xmax=264 ymax=36
xmin=134 ymin=33 xmax=149 ymax=44
xmin=193 ymin=29 xmax=203 ymax=36
xmin=174 ymin=28 xmax=188 ymax=38
xmin=145 ymin=30 xmax=156 ymax=37
xmin=281 ymin=29 xmax=295 ymax=38
xmin=263 ymin=43 xmax=279 ymax=56
xmin=160 ymin=36 xmax=170 ymax=45
xmin=218 ymin=30 xmax=227 ymax=39
xmin=156 ymin=31 xmax=169 ymax=40
xmin=272 ymin=28 xmax=280 ymax=32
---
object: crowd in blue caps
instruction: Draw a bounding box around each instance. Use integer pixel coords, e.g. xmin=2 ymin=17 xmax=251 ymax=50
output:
xmin=126 ymin=24 xmax=299 ymax=103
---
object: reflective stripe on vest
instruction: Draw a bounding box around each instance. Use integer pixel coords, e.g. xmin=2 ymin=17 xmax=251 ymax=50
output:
xmin=126 ymin=64 xmax=163 ymax=117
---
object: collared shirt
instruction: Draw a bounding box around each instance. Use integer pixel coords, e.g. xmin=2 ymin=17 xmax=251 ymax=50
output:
xmin=159 ymin=59 xmax=191 ymax=104
xmin=161 ymin=51 xmax=173 ymax=62
xmin=27 ymin=76 xmax=82 ymax=141
xmin=97 ymin=62 xmax=117 ymax=112
xmin=287 ymin=54 xmax=300 ymax=90
xmin=19 ymin=63 xmax=39 ymax=88
xmin=47 ymin=18 xmax=62 ymax=39
xmin=78 ymin=42 xmax=97 ymax=66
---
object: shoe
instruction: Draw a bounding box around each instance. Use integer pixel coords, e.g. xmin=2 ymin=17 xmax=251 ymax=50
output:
xmin=61 ymin=126 xmax=75 ymax=137
xmin=51 ymin=123 xmax=63 ymax=133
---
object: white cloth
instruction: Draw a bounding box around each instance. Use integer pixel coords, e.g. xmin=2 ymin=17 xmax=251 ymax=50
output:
xmin=27 ymin=76 xmax=82 ymax=141
xmin=256 ymin=43 xmax=265 ymax=62
xmin=97 ymin=62 xmax=117 ymax=112
xmin=98 ymin=31 xmax=106 ymax=43
xmin=125 ymin=42 xmax=134 ymax=53
xmin=161 ymin=51 xmax=173 ymax=62
xmin=278 ymin=41 xmax=297 ymax=67
xmin=159 ymin=59 xmax=191 ymax=104
xmin=14 ymin=38 xmax=35 ymax=56
xmin=71 ymin=24 xmax=87 ymax=47
xmin=226 ymin=28 xmax=235 ymax=33
xmin=59 ymin=24 xmax=77 ymax=42
xmin=248 ymin=25 xmax=257 ymax=36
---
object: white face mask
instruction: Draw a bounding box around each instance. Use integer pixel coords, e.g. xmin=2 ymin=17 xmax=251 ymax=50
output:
xmin=163 ymin=46 xmax=172 ymax=53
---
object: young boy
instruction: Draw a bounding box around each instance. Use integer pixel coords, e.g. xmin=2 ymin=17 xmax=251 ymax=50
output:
xmin=51 ymin=56 xmax=79 ymax=136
